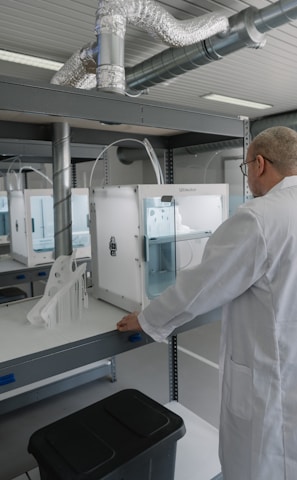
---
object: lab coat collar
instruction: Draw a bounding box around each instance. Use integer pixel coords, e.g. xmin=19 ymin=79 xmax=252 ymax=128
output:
xmin=267 ymin=175 xmax=297 ymax=194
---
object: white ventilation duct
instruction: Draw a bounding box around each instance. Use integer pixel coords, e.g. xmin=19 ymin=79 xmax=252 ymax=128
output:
xmin=51 ymin=0 xmax=229 ymax=92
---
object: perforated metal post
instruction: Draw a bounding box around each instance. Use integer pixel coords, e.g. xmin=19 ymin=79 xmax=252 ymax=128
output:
xmin=242 ymin=117 xmax=251 ymax=202
xmin=164 ymin=147 xmax=174 ymax=184
xmin=103 ymin=149 xmax=110 ymax=185
xmin=72 ymin=163 xmax=77 ymax=187
xmin=164 ymin=147 xmax=179 ymax=401
xmin=168 ymin=335 xmax=179 ymax=401
xmin=110 ymin=356 xmax=117 ymax=382
xmin=103 ymin=147 xmax=116 ymax=381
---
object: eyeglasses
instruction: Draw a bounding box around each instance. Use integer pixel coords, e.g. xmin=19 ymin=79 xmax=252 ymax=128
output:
xmin=240 ymin=158 xmax=256 ymax=176
xmin=239 ymin=156 xmax=274 ymax=176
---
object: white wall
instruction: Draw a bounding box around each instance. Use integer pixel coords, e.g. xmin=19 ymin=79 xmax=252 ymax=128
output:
xmin=173 ymin=147 xmax=244 ymax=216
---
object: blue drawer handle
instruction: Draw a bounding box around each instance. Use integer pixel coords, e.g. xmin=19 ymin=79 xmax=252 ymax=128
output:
xmin=0 ymin=373 xmax=16 ymax=386
xmin=16 ymin=274 xmax=26 ymax=280
xmin=128 ymin=333 xmax=142 ymax=343
xmin=38 ymin=271 xmax=47 ymax=277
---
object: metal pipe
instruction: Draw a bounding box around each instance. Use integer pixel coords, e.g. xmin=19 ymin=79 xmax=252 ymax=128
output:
xmin=253 ymin=0 xmax=297 ymax=32
xmin=52 ymin=123 xmax=72 ymax=258
xmin=94 ymin=0 xmax=228 ymax=94
xmin=126 ymin=0 xmax=297 ymax=91
xmin=251 ymin=111 xmax=297 ymax=137
xmin=51 ymin=0 xmax=297 ymax=95
xmin=117 ymin=138 xmax=243 ymax=163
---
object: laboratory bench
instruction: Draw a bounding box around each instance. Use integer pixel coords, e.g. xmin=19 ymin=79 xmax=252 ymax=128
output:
xmin=0 ymin=290 xmax=221 ymax=415
xmin=0 ymin=293 xmax=140 ymax=414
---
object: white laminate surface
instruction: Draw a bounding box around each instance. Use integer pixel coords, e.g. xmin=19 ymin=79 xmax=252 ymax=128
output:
xmin=0 ymin=256 xmax=30 ymax=272
xmin=0 ymin=293 xmax=127 ymax=363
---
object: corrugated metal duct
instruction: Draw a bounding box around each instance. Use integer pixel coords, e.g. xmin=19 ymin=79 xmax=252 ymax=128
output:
xmin=94 ymin=0 xmax=228 ymax=94
xmin=51 ymin=0 xmax=297 ymax=96
xmin=51 ymin=0 xmax=228 ymax=92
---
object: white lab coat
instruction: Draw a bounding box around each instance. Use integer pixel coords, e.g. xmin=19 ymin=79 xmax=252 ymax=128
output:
xmin=139 ymin=176 xmax=297 ymax=480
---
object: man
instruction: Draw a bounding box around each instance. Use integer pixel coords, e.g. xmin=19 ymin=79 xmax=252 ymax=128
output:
xmin=117 ymin=126 xmax=297 ymax=480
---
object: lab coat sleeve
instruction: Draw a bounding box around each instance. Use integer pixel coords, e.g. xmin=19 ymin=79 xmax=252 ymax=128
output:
xmin=138 ymin=205 xmax=268 ymax=342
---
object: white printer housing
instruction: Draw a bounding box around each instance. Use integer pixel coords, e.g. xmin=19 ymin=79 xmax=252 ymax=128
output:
xmin=9 ymin=188 xmax=91 ymax=266
xmin=90 ymin=184 xmax=229 ymax=312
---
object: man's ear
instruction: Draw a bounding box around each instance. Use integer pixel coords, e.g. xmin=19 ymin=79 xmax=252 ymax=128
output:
xmin=256 ymin=154 xmax=265 ymax=176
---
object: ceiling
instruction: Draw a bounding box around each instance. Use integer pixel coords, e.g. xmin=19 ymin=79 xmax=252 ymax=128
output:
xmin=1 ymin=0 xmax=297 ymax=123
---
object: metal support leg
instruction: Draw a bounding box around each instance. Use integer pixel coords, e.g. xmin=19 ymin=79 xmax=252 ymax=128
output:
xmin=168 ymin=335 xmax=178 ymax=401
xmin=110 ymin=356 xmax=117 ymax=382
xmin=166 ymin=146 xmax=178 ymax=401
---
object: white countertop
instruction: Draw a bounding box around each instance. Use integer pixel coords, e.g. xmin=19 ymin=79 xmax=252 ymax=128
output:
xmin=0 ymin=255 xmax=33 ymax=272
xmin=0 ymin=293 xmax=127 ymax=363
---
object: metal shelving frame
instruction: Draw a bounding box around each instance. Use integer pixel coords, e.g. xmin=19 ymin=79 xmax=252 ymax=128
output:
xmin=0 ymin=75 xmax=247 ymax=411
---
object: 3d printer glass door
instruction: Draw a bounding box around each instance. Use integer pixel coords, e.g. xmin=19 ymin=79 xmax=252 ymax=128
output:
xmin=0 ymin=192 xmax=10 ymax=241
xmin=30 ymin=195 xmax=54 ymax=252
xmin=30 ymin=192 xmax=90 ymax=253
xmin=144 ymin=197 xmax=176 ymax=300
xmin=143 ymin=193 xmax=224 ymax=300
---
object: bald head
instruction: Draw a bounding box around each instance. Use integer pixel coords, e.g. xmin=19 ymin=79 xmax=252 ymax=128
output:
xmin=251 ymin=126 xmax=297 ymax=175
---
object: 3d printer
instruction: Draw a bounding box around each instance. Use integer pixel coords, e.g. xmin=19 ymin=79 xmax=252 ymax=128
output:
xmin=90 ymin=184 xmax=228 ymax=311
xmin=9 ymin=188 xmax=91 ymax=266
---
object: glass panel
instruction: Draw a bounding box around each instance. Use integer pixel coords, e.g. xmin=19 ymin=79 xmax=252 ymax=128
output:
xmin=31 ymin=195 xmax=54 ymax=252
xmin=224 ymin=159 xmax=244 ymax=216
xmin=174 ymin=194 xmax=223 ymax=272
xmin=0 ymin=194 xmax=9 ymax=236
xmin=144 ymin=196 xmax=176 ymax=299
xmin=72 ymin=194 xmax=90 ymax=248
xmin=30 ymin=193 xmax=90 ymax=253
xmin=144 ymin=193 xmax=224 ymax=300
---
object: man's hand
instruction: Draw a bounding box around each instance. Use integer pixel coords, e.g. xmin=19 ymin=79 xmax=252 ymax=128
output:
xmin=117 ymin=312 xmax=142 ymax=332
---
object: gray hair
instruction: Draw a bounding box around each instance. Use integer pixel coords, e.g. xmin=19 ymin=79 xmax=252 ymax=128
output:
xmin=251 ymin=126 xmax=297 ymax=174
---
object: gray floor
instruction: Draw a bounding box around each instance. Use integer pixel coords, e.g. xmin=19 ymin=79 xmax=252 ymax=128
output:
xmin=0 ymin=321 xmax=221 ymax=480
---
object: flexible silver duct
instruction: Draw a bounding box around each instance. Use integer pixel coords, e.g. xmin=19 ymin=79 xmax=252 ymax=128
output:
xmin=95 ymin=0 xmax=228 ymax=93
xmin=52 ymin=0 xmax=228 ymax=92
xmin=97 ymin=0 xmax=228 ymax=47
xmin=51 ymin=0 xmax=297 ymax=96
xmin=127 ymin=0 xmax=297 ymax=90
xmin=51 ymin=42 xmax=97 ymax=89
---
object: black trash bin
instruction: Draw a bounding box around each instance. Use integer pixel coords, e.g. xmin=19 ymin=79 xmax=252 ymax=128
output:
xmin=28 ymin=389 xmax=186 ymax=480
